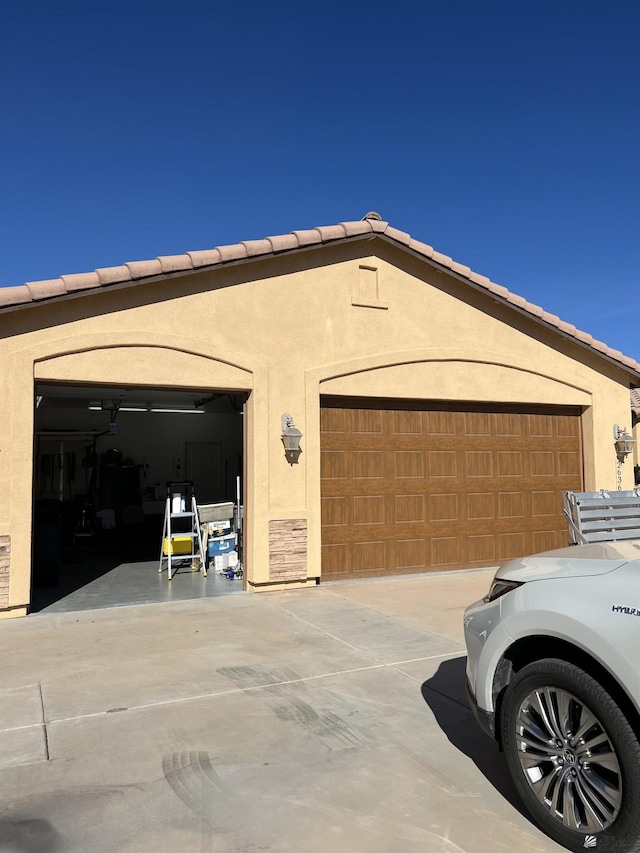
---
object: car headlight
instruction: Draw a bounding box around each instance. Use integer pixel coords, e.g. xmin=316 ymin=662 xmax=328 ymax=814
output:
xmin=483 ymin=579 xmax=523 ymax=603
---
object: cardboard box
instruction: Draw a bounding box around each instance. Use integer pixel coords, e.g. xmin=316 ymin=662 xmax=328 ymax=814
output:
xmin=203 ymin=520 xmax=231 ymax=536
xmin=213 ymin=552 xmax=238 ymax=572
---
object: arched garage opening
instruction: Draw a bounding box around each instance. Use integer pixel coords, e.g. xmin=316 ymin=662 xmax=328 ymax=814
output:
xmin=32 ymin=381 xmax=248 ymax=612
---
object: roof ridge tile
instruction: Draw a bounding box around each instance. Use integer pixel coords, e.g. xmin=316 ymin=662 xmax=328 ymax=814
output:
xmin=314 ymin=224 xmax=347 ymax=242
xmin=0 ymin=285 xmax=31 ymax=306
xmin=339 ymin=220 xmax=374 ymax=237
xmin=290 ymin=229 xmax=322 ymax=247
xmin=26 ymin=279 xmax=67 ymax=300
xmin=187 ymin=248 xmax=222 ymax=268
xmin=157 ymin=254 xmax=194 ymax=274
xmin=126 ymin=260 xmax=163 ymax=279
xmin=408 ymin=238 xmax=434 ymax=258
xmin=266 ymin=234 xmax=299 ymax=253
xmin=96 ymin=266 xmax=132 ymax=286
xmin=241 ymin=239 xmax=273 ymax=257
xmin=61 ymin=272 xmax=101 ymax=292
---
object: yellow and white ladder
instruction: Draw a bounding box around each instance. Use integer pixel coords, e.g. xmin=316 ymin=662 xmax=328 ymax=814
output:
xmin=158 ymin=481 xmax=206 ymax=580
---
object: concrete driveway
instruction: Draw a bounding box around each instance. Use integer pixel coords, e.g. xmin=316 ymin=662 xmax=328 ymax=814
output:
xmin=0 ymin=570 xmax=563 ymax=853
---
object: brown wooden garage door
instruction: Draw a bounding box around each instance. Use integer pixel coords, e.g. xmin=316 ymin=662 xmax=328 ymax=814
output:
xmin=320 ymin=398 xmax=583 ymax=580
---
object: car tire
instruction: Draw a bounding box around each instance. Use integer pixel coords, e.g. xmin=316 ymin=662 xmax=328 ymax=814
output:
xmin=501 ymin=658 xmax=640 ymax=853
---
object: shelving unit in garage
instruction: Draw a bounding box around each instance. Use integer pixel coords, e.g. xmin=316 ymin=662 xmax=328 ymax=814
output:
xmin=159 ymin=481 xmax=206 ymax=580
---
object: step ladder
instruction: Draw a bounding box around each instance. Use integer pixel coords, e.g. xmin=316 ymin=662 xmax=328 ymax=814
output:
xmin=158 ymin=481 xmax=206 ymax=580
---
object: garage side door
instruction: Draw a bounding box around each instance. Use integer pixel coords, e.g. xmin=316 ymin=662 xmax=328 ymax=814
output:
xmin=320 ymin=400 xmax=583 ymax=580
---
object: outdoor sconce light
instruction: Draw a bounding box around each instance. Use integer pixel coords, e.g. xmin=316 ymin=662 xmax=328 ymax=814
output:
xmin=281 ymin=413 xmax=302 ymax=465
xmin=614 ymin=424 xmax=636 ymax=461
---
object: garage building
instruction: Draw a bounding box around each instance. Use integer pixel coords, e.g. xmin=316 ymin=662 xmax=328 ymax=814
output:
xmin=1 ymin=212 xmax=639 ymax=617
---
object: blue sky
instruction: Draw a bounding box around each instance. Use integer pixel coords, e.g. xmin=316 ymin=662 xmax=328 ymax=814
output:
xmin=2 ymin=1 xmax=638 ymax=358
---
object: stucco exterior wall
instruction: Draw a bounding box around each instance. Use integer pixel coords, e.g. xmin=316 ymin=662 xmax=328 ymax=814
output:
xmin=0 ymin=239 xmax=635 ymax=614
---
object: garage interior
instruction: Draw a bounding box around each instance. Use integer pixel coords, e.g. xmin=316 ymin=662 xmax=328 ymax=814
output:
xmin=32 ymin=382 xmax=247 ymax=613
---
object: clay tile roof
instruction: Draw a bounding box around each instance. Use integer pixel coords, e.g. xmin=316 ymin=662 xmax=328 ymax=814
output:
xmin=631 ymin=388 xmax=640 ymax=415
xmin=96 ymin=265 xmax=131 ymax=286
xmin=315 ymin=224 xmax=347 ymax=242
xmin=339 ymin=220 xmax=374 ymax=237
xmin=126 ymin=260 xmax=163 ymax=280
xmin=187 ymin=248 xmax=222 ymax=268
xmin=290 ymin=228 xmax=322 ymax=247
xmin=217 ymin=243 xmax=248 ymax=262
xmin=157 ymin=255 xmax=193 ymax=274
xmin=242 ymin=239 xmax=273 ymax=258
xmin=266 ymin=233 xmax=299 ymax=253
xmin=61 ymin=272 xmax=101 ymax=292
xmin=26 ymin=279 xmax=66 ymax=301
xmin=2 ymin=213 xmax=639 ymax=378
xmin=0 ymin=285 xmax=31 ymax=306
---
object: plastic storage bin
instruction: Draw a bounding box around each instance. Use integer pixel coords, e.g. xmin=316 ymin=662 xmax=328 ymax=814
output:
xmin=207 ymin=533 xmax=237 ymax=557
xmin=163 ymin=536 xmax=193 ymax=556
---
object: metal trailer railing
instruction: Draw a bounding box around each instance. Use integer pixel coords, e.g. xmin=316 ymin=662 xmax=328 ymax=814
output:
xmin=563 ymin=489 xmax=640 ymax=545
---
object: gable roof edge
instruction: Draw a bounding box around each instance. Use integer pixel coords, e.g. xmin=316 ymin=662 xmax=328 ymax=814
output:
xmin=1 ymin=217 xmax=639 ymax=382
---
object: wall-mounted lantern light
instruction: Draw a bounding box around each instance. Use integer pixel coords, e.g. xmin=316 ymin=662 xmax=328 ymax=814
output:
xmin=281 ymin=414 xmax=302 ymax=465
xmin=614 ymin=424 xmax=636 ymax=461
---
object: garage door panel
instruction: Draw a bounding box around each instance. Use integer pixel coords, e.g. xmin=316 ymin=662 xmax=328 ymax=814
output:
xmin=467 ymin=534 xmax=497 ymax=564
xmin=556 ymin=415 xmax=580 ymax=437
xmin=393 ymin=410 xmax=424 ymax=434
xmin=394 ymin=450 xmax=425 ymax=478
xmin=321 ymin=450 xmax=347 ymax=479
xmin=431 ymin=537 xmax=460 ymax=566
xmin=427 ymin=411 xmax=458 ymax=435
xmin=320 ymin=407 xmax=347 ymax=433
xmin=352 ymin=541 xmax=386 ymax=573
xmin=467 ymin=492 xmax=496 ymax=519
xmin=395 ymin=539 xmax=428 ymax=570
xmin=466 ymin=452 xmax=494 ymax=477
xmin=321 ymin=543 xmax=349 ymax=577
xmin=464 ymin=412 xmax=492 ymax=435
xmin=533 ymin=530 xmax=559 ymax=552
xmin=498 ymin=532 xmax=527 ymax=560
xmin=352 ymin=409 xmax=384 ymax=433
xmin=395 ymin=494 xmax=426 ymax=523
xmin=321 ymin=496 xmax=349 ymax=527
xmin=495 ymin=413 xmax=525 ymax=436
xmin=321 ymin=400 xmax=583 ymax=579
xmin=531 ymin=491 xmax=560 ymax=516
xmin=527 ymin=413 xmax=555 ymax=435
xmin=498 ymin=492 xmax=525 ymax=518
xmin=497 ymin=452 xmax=524 ymax=477
xmin=529 ymin=451 xmax=555 ymax=476
xmin=558 ymin=451 xmax=581 ymax=475
xmin=353 ymin=496 xmax=385 ymax=524
xmin=429 ymin=493 xmax=459 ymax=522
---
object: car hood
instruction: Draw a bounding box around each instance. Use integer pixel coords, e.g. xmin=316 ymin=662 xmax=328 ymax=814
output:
xmin=495 ymin=539 xmax=640 ymax=583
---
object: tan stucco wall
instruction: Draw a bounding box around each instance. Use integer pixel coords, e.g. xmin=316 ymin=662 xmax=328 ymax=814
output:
xmin=0 ymin=239 xmax=636 ymax=613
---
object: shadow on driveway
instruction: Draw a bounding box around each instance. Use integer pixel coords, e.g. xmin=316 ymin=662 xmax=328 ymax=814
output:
xmin=421 ymin=656 xmax=528 ymax=819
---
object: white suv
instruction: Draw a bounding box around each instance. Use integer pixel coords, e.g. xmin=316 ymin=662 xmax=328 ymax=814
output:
xmin=464 ymin=539 xmax=640 ymax=853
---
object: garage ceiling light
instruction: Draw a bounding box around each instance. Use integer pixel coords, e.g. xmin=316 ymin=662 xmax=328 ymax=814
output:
xmin=150 ymin=408 xmax=205 ymax=414
xmin=88 ymin=405 xmax=147 ymax=412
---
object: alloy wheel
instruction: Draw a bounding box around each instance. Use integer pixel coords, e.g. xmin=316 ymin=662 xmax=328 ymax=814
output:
xmin=514 ymin=686 xmax=622 ymax=833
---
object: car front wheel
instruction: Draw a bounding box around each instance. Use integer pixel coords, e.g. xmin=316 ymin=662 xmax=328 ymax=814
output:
xmin=501 ymin=658 xmax=640 ymax=853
